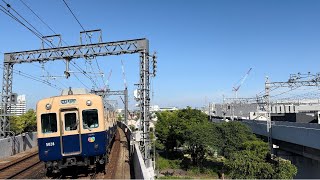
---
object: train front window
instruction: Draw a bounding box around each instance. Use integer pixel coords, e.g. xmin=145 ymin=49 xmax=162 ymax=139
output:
xmin=41 ymin=113 xmax=57 ymax=133
xmin=82 ymin=109 xmax=99 ymax=129
xmin=65 ymin=113 xmax=77 ymax=131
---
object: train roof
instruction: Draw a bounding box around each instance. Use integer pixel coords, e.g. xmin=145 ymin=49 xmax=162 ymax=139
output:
xmin=61 ymin=88 xmax=89 ymax=95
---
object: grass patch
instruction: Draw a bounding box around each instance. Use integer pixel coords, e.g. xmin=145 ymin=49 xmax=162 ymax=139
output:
xmin=156 ymin=153 xmax=222 ymax=179
xmin=158 ymin=176 xmax=193 ymax=179
xmin=187 ymin=167 xmax=219 ymax=178
xmin=157 ymin=155 xmax=182 ymax=170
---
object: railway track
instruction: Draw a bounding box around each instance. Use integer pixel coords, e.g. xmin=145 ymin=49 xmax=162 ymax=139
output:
xmin=0 ymin=151 xmax=41 ymax=179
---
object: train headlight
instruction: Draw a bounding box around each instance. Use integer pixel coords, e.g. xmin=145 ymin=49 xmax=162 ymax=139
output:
xmin=45 ymin=103 xmax=52 ymax=110
xmin=86 ymin=100 xmax=92 ymax=106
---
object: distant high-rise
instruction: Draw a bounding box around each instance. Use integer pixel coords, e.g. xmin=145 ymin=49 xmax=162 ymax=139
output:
xmin=9 ymin=95 xmax=26 ymax=116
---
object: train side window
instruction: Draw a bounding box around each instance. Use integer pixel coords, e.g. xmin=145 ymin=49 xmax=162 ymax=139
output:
xmin=41 ymin=113 xmax=57 ymax=133
xmin=83 ymin=109 xmax=99 ymax=129
xmin=65 ymin=113 xmax=77 ymax=131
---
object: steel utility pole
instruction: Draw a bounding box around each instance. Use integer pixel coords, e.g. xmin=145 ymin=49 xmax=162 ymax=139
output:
xmin=264 ymin=77 xmax=273 ymax=155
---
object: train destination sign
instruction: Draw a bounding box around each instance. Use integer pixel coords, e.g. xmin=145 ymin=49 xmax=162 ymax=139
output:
xmin=61 ymin=99 xmax=77 ymax=105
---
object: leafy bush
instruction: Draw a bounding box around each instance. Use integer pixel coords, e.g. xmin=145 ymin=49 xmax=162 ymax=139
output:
xmin=157 ymin=156 xmax=181 ymax=170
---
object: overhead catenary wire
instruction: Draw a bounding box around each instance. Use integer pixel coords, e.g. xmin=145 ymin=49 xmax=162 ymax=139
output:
xmin=18 ymin=0 xmax=70 ymax=46
xmin=31 ymin=63 xmax=69 ymax=88
xmin=0 ymin=2 xmax=70 ymax=90
xmin=62 ymin=0 xmax=86 ymax=33
xmin=71 ymin=60 xmax=98 ymax=88
xmin=0 ymin=6 xmax=41 ymax=39
xmin=0 ymin=66 xmax=63 ymax=90
xmin=0 ymin=3 xmax=55 ymax=49
xmin=0 ymin=1 xmax=99 ymax=89
xmin=2 ymin=0 xmax=43 ymax=37
xmin=0 ymin=0 xmax=103 ymax=90
xmin=270 ymin=86 xmax=301 ymax=99
xmin=273 ymin=88 xmax=320 ymax=101
xmin=62 ymin=0 xmax=106 ymax=88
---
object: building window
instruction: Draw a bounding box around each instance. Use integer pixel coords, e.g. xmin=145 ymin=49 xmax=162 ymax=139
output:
xmin=289 ymin=106 xmax=291 ymax=112
xmin=82 ymin=109 xmax=99 ymax=129
xmin=280 ymin=106 xmax=282 ymax=112
xmin=65 ymin=113 xmax=77 ymax=131
xmin=41 ymin=113 xmax=57 ymax=133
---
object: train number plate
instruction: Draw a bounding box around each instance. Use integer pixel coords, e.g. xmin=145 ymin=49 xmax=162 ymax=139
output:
xmin=60 ymin=99 xmax=76 ymax=105
xmin=46 ymin=142 xmax=55 ymax=147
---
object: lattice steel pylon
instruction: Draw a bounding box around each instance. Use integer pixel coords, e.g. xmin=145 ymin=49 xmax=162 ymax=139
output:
xmin=0 ymin=37 xmax=155 ymax=167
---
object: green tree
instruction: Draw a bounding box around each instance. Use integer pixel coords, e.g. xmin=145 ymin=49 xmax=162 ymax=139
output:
xmin=272 ymin=157 xmax=297 ymax=179
xmin=225 ymin=149 xmax=274 ymax=179
xmin=184 ymin=121 xmax=214 ymax=166
xmin=225 ymin=139 xmax=297 ymax=179
xmin=155 ymin=107 xmax=210 ymax=154
xmin=215 ymin=122 xmax=256 ymax=158
xmin=10 ymin=109 xmax=36 ymax=134
xmin=155 ymin=111 xmax=186 ymax=152
xmin=225 ymin=140 xmax=274 ymax=179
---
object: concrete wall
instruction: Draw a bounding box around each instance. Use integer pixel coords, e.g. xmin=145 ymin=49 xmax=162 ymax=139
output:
xmin=0 ymin=132 xmax=37 ymax=159
xmin=117 ymin=121 xmax=154 ymax=179
xmin=132 ymin=143 xmax=154 ymax=179
xmin=242 ymin=120 xmax=320 ymax=150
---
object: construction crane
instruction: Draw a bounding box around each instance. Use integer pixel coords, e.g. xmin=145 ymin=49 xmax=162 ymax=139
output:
xmin=104 ymin=69 xmax=112 ymax=90
xmin=121 ymin=59 xmax=127 ymax=89
xmin=232 ymin=68 xmax=252 ymax=98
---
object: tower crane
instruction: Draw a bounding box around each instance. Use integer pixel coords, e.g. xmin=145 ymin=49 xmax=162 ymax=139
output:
xmin=121 ymin=59 xmax=127 ymax=89
xmin=232 ymin=68 xmax=252 ymax=98
xmin=104 ymin=69 xmax=112 ymax=90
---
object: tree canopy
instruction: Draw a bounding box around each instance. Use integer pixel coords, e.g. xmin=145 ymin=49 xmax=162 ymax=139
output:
xmin=155 ymin=107 xmax=297 ymax=179
xmin=10 ymin=109 xmax=36 ymax=134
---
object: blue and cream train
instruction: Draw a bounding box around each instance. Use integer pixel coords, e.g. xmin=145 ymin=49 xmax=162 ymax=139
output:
xmin=36 ymin=89 xmax=117 ymax=174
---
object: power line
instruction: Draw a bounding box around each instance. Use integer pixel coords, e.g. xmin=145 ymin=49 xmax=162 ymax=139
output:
xmin=61 ymin=0 xmax=105 ymax=88
xmin=19 ymin=0 xmax=56 ymax=34
xmin=0 ymin=5 xmax=41 ymax=38
xmin=0 ymin=66 xmax=63 ymax=90
xmin=72 ymin=71 xmax=90 ymax=89
xmin=0 ymin=2 xmax=96 ymax=89
xmin=70 ymin=60 xmax=98 ymax=88
xmin=0 ymin=4 xmax=54 ymax=48
xmin=18 ymin=0 xmax=70 ymax=47
xmin=270 ymin=86 xmax=301 ymax=99
xmin=31 ymin=63 xmax=69 ymax=88
xmin=62 ymin=0 xmax=86 ymax=32
xmin=1 ymin=0 xmax=102 ymax=90
xmin=2 ymin=0 xmax=43 ymax=37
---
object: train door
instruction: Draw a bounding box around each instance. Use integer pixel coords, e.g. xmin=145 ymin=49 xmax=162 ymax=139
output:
xmin=60 ymin=109 xmax=82 ymax=155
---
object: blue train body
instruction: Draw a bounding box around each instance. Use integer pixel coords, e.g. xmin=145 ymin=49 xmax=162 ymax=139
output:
xmin=36 ymin=91 xmax=117 ymax=174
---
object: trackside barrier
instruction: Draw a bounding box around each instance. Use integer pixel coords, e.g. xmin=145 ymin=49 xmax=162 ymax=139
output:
xmin=0 ymin=132 xmax=37 ymax=159
xmin=117 ymin=121 xmax=154 ymax=179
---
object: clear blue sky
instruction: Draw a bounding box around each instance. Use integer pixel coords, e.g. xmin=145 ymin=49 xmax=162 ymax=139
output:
xmin=1 ymin=0 xmax=320 ymax=109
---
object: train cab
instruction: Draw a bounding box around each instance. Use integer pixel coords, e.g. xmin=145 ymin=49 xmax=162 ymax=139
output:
xmin=36 ymin=89 xmax=116 ymax=174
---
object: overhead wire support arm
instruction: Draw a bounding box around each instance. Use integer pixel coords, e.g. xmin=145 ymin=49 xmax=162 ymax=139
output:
xmin=4 ymin=38 xmax=149 ymax=63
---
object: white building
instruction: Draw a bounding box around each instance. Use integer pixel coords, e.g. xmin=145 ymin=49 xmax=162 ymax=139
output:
xmin=9 ymin=95 xmax=26 ymax=116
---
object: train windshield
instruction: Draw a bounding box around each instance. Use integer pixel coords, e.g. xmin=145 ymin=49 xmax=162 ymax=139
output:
xmin=65 ymin=113 xmax=78 ymax=131
xmin=41 ymin=113 xmax=57 ymax=133
xmin=82 ymin=109 xmax=99 ymax=129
